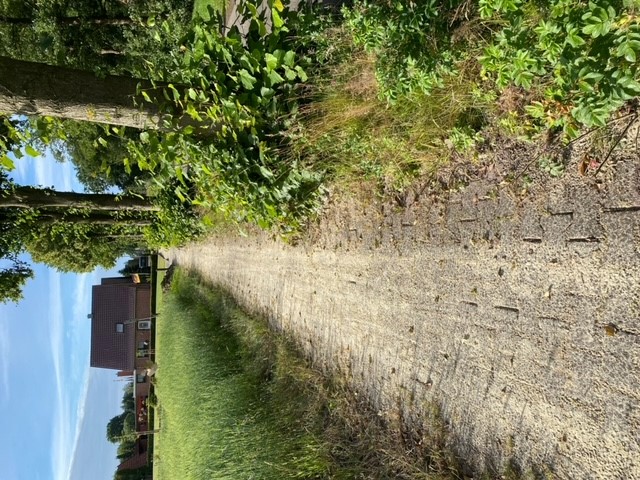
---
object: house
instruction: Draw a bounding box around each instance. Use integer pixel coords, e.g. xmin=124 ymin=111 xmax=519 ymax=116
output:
xmin=90 ymin=276 xmax=154 ymax=474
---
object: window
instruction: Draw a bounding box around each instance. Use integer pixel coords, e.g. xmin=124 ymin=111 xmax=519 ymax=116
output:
xmin=138 ymin=320 xmax=151 ymax=330
xmin=138 ymin=256 xmax=150 ymax=269
xmin=115 ymin=323 xmax=124 ymax=333
xmin=136 ymin=373 xmax=146 ymax=383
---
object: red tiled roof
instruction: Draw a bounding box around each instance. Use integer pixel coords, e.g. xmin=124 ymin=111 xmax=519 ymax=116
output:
xmin=90 ymin=284 xmax=136 ymax=370
xmin=117 ymin=449 xmax=148 ymax=471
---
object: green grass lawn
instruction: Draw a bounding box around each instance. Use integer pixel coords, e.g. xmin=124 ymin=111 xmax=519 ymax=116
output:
xmin=192 ymin=0 xmax=226 ymax=20
xmin=153 ymin=270 xmax=332 ymax=479
xmin=150 ymin=254 xmax=168 ymax=477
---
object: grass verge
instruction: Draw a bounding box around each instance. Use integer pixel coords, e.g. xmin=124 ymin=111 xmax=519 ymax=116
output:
xmin=154 ymin=268 xmax=462 ymax=479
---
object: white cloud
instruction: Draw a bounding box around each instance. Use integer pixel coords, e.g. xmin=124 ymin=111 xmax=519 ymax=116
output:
xmin=48 ymin=270 xmax=72 ymax=480
xmin=12 ymin=150 xmax=28 ymax=181
xmin=57 ymin=155 xmax=74 ymax=192
xmin=11 ymin=147 xmax=77 ymax=191
xmin=65 ymin=273 xmax=98 ymax=477
xmin=51 ymin=270 xmax=99 ymax=480
xmin=66 ymin=367 xmax=91 ymax=479
xmin=0 ymin=320 xmax=10 ymax=405
xmin=33 ymin=154 xmax=52 ymax=188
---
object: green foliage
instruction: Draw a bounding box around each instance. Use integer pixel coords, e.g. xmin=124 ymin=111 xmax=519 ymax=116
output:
xmin=127 ymin=0 xmax=324 ymax=231
xmin=0 ymin=185 xmax=33 ymax=303
xmin=117 ymin=437 xmax=137 ymax=460
xmin=144 ymin=182 xmax=205 ymax=248
xmin=448 ymin=126 xmax=485 ymax=153
xmin=107 ymin=382 xmax=136 ymax=453
xmin=0 ymin=0 xmax=193 ymax=77
xmin=539 ymin=153 xmax=566 ymax=177
xmin=24 ymin=220 xmax=142 ymax=272
xmin=192 ymin=0 xmax=225 ymax=21
xmin=343 ymin=0 xmax=467 ymax=101
xmin=106 ymin=413 xmax=128 ymax=443
xmin=0 ymin=257 xmax=33 ymax=303
xmin=42 ymin=120 xmax=148 ymax=194
xmin=479 ymin=0 xmax=640 ymax=135
xmin=0 ymin=117 xmax=45 ymax=169
xmin=0 ymin=174 xmax=149 ymax=300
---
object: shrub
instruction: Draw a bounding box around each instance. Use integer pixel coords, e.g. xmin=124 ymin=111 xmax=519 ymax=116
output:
xmin=479 ymin=0 xmax=640 ymax=136
xmin=127 ymin=0 xmax=324 ymax=232
xmin=343 ymin=0 xmax=470 ymax=101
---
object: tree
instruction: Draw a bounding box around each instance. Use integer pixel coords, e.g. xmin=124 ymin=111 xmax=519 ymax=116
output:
xmin=0 ymin=56 xmax=162 ymax=130
xmin=117 ymin=436 xmax=137 ymax=460
xmin=26 ymin=223 xmax=145 ymax=272
xmin=43 ymin=120 xmax=149 ymax=193
xmin=0 ymin=191 xmax=34 ymax=302
xmin=0 ymin=175 xmax=157 ymax=302
xmin=0 ymin=185 xmax=157 ymax=211
xmin=118 ymin=257 xmax=146 ymax=277
xmin=121 ymin=381 xmax=135 ymax=412
xmin=0 ymin=256 xmax=33 ymax=303
xmin=0 ymin=0 xmax=192 ymax=77
xmin=107 ymin=382 xmax=136 ymax=443
xmin=0 ymin=56 xmax=213 ymax=137
xmin=106 ymin=412 xmax=127 ymax=443
xmin=0 ymin=15 xmax=141 ymax=26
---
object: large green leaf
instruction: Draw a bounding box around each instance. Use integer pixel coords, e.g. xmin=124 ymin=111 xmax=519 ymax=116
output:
xmin=239 ymin=69 xmax=257 ymax=90
xmin=0 ymin=155 xmax=15 ymax=170
xmin=272 ymin=9 xmax=284 ymax=29
xmin=265 ymin=53 xmax=279 ymax=71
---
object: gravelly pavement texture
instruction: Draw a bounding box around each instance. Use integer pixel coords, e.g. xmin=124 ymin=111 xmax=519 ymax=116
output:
xmin=170 ymin=149 xmax=640 ymax=479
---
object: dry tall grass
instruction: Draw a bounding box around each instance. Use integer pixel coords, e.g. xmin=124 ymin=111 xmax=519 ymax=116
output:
xmin=288 ymin=30 xmax=493 ymax=193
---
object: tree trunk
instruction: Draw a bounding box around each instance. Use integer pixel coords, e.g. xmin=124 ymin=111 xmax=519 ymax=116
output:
xmin=0 ymin=16 xmax=140 ymax=26
xmin=0 ymin=56 xmax=215 ymax=134
xmin=0 ymin=56 xmax=163 ymax=130
xmin=0 ymin=186 xmax=158 ymax=211
xmin=38 ymin=213 xmax=153 ymax=226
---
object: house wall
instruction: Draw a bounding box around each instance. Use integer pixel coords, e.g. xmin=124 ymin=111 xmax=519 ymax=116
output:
xmin=134 ymin=285 xmax=153 ymax=373
xmin=134 ymin=286 xmax=151 ymax=319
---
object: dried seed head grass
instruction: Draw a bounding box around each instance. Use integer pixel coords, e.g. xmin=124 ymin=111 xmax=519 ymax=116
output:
xmin=289 ymin=44 xmax=494 ymax=193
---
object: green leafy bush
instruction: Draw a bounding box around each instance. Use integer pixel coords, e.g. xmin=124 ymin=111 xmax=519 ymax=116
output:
xmin=448 ymin=126 xmax=484 ymax=153
xmin=479 ymin=0 xmax=640 ymax=135
xmin=144 ymin=181 xmax=205 ymax=247
xmin=343 ymin=0 xmax=468 ymax=101
xmin=127 ymin=0 xmax=323 ymax=231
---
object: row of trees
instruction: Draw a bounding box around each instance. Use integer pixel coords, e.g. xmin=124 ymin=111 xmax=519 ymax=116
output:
xmin=0 ymin=171 xmax=156 ymax=301
xmin=106 ymin=382 xmax=138 ymax=459
xmin=0 ymin=0 xmax=192 ymax=76
xmin=0 ymin=0 xmax=196 ymax=302
xmin=1 ymin=0 xmax=319 ymax=302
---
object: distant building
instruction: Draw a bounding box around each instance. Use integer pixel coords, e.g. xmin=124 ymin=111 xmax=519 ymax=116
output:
xmin=90 ymin=276 xmax=154 ymax=474
xmin=90 ymin=277 xmax=152 ymax=372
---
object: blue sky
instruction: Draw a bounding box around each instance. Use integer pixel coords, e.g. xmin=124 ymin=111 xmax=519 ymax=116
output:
xmin=0 ymin=151 xmax=127 ymax=480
